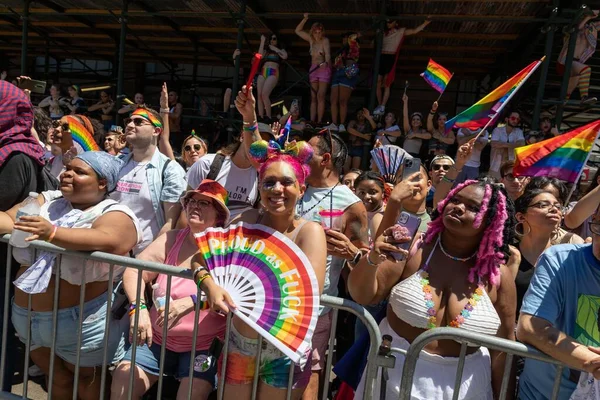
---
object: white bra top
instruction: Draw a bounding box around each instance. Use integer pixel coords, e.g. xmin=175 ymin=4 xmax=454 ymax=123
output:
xmin=389 ymin=238 xmax=501 ymax=336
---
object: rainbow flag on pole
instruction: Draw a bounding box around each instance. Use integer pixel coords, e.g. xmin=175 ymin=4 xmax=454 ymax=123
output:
xmin=444 ymin=58 xmax=544 ymax=133
xmin=513 ymin=119 xmax=600 ymax=183
xmin=420 ymin=59 xmax=453 ymax=94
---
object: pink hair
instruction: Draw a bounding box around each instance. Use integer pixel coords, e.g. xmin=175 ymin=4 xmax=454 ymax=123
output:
xmin=425 ymin=179 xmax=508 ymax=286
xmin=259 ymin=154 xmax=310 ymax=186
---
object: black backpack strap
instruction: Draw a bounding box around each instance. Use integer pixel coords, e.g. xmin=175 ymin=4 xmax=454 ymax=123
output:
xmin=206 ymin=153 xmax=226 ymax=181
xmin=160 ymin=159 xmax=172 ymax=185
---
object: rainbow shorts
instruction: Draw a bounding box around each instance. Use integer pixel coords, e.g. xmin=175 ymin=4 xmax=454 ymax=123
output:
xmin=218 ymin=321 xmax=311 ymax=389
xmin=261 ymin=66 xmax=279 ymax=79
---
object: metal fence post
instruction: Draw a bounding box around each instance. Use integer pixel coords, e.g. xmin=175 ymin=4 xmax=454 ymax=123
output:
xmin=531 ymin=9 xmax=557 ymax=130
xmin=229 ymin=0 xmax=247 ymax=143
xmin=369 ymin=3 xmax=386 ymax=111
xmin=20 ymin=0 xmax=30 ymax=76
xmin=116 ymin=0 xmax=129 ymax=126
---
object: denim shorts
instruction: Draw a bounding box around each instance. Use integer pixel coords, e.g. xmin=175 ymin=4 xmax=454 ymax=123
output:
xmin=11 ymin=290 xmax=127 ymax=368
xmin=122 ymin=342 xmax=217 ymax=386
xmin=331 ymin=68 xmax=359 ymax=90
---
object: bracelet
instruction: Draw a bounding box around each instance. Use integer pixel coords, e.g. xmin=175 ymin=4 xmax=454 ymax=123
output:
xmin=192 ymin=267 xmax=207 ymax=282
xmin=242 ymin=120 xmax=257 ymax=126
xmin=198 ymin=299 xmax=210 ymax=311
xmin=129 ymin=301 xmax=147 ymax=311
xmin=128 ymin=303 xmax=147 ymax=316
xmin=243 ymin=123 xmax=258 ymax=132
xmin=47 ymin=225 xmax=58 ymax=243
xmin=190 ymin=294 xmax=197 ymax=305
xmin=197 ymin=273 xmax=212 ymax=288
xmin=366 ymin=251 xmax=380 ymax=267
xmin=429 ymin=111 xmax=436 ymax=115
xmin=442 ymin=175 xmax=456 ymax=184
xmin=159 ymin=108 xmax=170 ymax=113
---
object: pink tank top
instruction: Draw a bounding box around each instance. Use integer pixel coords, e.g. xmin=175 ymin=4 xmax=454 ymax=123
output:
xmin=150 ymin=228 xmax=225 ymax=352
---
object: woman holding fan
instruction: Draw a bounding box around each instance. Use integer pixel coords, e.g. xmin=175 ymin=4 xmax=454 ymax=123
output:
xmin=191 ymin=137 xmax=327 ymax=399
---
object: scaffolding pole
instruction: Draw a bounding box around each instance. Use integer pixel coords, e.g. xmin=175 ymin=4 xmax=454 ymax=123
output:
xmin=369 ymin=1 xmax=386 ymax=111
xmin=531 ymin=9 xmax=558 ymax=129
xmin=229 ymin=0 xmax=246 ymax=142
xmin=116 ymin=0 xmax=129 ymax=125
xmin=20 ymin=0 xmax=30 ymax=76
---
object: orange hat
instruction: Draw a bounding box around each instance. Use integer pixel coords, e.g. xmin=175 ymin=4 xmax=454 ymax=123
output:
xmin=181 ymin=179 xmax=230 ymax=223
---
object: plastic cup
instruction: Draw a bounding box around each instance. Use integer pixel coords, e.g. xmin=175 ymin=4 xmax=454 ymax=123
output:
xmin=319 ymin=209 xmax=344 ymax=231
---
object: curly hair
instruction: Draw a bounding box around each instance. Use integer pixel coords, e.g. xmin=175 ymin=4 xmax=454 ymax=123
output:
xmin=425 ymin=178 xmax=516 ymax=286
xmin=354 ymin=171 xmax=389 ymax=202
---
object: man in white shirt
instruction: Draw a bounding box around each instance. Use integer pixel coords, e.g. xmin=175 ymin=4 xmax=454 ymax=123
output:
xmin=455 ymin=127 xmax=489 ymax=184
xmin=111 ymin=107 xmax=186 ymax=254
xmin=490 ymin=111 xmax=525 ymax=178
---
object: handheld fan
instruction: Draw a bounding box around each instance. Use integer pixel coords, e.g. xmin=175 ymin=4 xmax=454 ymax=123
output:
xmin=194 ymin=222 xmax=320 ymax=366
xmin=370 ymin=145 xmax=407 ymax=183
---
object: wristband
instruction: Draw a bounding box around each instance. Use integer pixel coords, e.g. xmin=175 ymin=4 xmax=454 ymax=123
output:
xmin=128 ymin=303 xmax=147 ymax=316
xmin=243 ymin=123 xmax=258 ymax=132
xmin=192 ymin=267 xmax=207 ymax=282
xmin=159 ymin=108 xmax=170 ymax=113
xmin=242 ymin=120 xmax=257 ymax=126
xmin=366 ymin=250 xmax=380 ymax=267
xmin=47 ymin=225 xmax=58 ymax=243
xmin=190 ymin=294 xmax=197 ymax=305
xmin=197 ymin=273 xmax=212 ymax=288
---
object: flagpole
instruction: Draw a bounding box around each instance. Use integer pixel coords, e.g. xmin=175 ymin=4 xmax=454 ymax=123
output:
xmin=564 ymin=126 xmax=600 ymax=204
xmin=473 ymin=57 xmax=545 ymax=142
xmin=435 ymin=73 xmax=454 ymax=103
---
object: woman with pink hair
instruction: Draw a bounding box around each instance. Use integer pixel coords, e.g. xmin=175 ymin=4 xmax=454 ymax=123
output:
xmin=348 ymin=177 xmax=517 ymax=400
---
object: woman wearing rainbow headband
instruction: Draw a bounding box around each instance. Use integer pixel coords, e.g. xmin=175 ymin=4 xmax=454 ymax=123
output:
xmin=191 ymin=139 xmax=327 ymax=399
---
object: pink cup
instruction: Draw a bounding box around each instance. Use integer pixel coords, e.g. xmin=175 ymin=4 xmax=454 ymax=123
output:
xmin=319 ymin=209 xmax=344 ymax=231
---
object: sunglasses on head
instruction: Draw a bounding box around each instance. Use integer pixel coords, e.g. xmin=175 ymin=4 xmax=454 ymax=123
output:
xmin=318 ymin=128 xmax=335 ymax=157
xmin=432 ymin=164 xmax=451 ymax=171
xmin=185 ymin=144 xmax=203 ymax=152
xmin=125 ymin=118 xmax=150 ymax=127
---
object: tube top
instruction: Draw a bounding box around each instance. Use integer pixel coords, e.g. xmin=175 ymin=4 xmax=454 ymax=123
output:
xmin=389 ymin=270 xmax=501 ymax=336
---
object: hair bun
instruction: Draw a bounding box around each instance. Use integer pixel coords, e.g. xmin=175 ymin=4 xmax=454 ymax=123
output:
xmin=249 ymin=139 xmax=313 ymax=165
xmin=249 ymin=140 xmax=271 ymax=164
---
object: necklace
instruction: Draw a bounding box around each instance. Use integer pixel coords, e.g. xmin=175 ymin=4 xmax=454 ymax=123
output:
xmin=297 ymin=183 xmax=339 ymax=217
xmin=132 ymin=161 xmax=147 ymax=178
xmin=438 ymin=237 xmax=477 ymax=262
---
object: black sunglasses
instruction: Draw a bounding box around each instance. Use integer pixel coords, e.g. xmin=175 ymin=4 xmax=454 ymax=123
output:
xmin=185 ymin=144 xmax=203 ymax=152
xmin=432 ymin=164 xmax=451 ymax=171
xmin=124 ymin=118 xmax=150 ymax=127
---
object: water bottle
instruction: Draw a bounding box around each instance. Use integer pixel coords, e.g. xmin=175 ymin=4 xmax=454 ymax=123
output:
xmin=9 ymin=192 xmax=41 ymax=248
xmin=152 ymin=283 xmax=172 ymax=312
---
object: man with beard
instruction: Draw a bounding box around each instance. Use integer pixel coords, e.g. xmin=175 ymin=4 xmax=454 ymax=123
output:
xmin=490 ymin=110 xmax=525 ymax=178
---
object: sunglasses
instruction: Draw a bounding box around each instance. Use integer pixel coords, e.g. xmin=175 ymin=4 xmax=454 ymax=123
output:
xmin=125 ymin=118 xmax=151 ymax=127
xmin=184 ymin=198 xmax=213 ymax=209
xmin=53 ymin=121 xmax=69 ymax=131
xmin=509 ymin=116 xmax=521 ymax=121
xmin=432 ymin=164 xmax=451 ymax=171
xmin=185 ymin=144 xmax=203 ymax=152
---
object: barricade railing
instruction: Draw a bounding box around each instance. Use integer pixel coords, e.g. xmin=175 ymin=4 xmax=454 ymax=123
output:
xmin=387 ymin=327 xmax=574 ymax=400
xmin=0 ymin=235 xmax=381 ymax=400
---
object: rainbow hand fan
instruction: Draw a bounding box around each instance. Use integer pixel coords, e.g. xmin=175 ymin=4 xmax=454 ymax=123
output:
xmin=370 ymin=145 xmax=408 ymax=183
xmin=194 ymin=222 xmax=320 ymax=366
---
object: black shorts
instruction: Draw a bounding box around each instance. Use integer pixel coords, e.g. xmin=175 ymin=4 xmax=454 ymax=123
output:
xmin=378 ymin=54 xmax=396 ymax=76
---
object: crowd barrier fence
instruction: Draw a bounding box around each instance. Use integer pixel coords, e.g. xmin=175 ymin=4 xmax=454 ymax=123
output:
xmin=0 ymin=235 xmax=382 ymax=400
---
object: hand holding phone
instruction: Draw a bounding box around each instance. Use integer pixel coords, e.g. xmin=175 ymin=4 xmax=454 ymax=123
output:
xmin=402 ymin=157 xmax=421 ymax=181
xmin=391 ymin=212 xmax=421 ymax=261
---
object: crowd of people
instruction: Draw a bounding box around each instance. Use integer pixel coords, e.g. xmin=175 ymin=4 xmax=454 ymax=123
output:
xmin=2 ymin=9 xmax=600 ymax=400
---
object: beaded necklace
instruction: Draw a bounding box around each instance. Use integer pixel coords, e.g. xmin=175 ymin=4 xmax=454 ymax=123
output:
xmin=420 ymin=237 xmax=485 ymax=329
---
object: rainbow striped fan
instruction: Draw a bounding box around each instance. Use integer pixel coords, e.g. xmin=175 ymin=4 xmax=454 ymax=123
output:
xmin=194 ymin=222 xmax=320 ymax=365
xmin=370 ymin=145 xmax=408 ymax=183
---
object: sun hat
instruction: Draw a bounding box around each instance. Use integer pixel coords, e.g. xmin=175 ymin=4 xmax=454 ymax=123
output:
xmin=180 ymin=179 xmax=230 ymax=223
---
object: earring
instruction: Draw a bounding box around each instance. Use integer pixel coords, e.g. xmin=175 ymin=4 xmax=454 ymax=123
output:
xmin=515 ymin=221 xmax=531 ymax=237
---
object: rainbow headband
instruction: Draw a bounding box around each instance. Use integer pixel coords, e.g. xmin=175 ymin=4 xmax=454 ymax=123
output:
xmin=131 ymin=108 xmax=163 ymax=128
xmin=64 ymin=115 xmax=100 ymax=152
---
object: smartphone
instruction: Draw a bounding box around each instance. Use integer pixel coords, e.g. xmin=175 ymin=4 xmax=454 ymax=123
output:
xmin=391 ymin=211 xmax=421 ymax=261
xmin=402 ymin=157 xmax=421 ymax=181
xmin=18 ymin=78 xmax=47 ymax=94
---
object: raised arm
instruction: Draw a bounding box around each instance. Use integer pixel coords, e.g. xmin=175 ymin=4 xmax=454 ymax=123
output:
xmin=564 ymin=184 xmax=600 ymax=229
xmin=427 ymin=101 xmax=438 ymax=133
xmin=235 ymin=87 xmax=262 ymax=170
xmin=402 ymin=94 xmax=410 ymax=133
xmin=363 ymin=108 xmax=377 ymax=130
xmin=405 ymin=20 xmax=431 ymax=36
xmin=158 ymin=82 xmax=175 ymax=160
xmin=295 ymin=14 xmax=311 ymax=42
xmin=258 ymin=35 xmax=266 ymax=56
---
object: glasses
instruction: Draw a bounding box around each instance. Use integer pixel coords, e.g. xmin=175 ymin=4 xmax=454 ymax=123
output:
xmin=528 ymin=201 xmax=563 ymax=212
xmin=125 ymin=118 xmax=151 ymax=127
xmin=53 ymin=121 xmax=69 ymax=131
xmin=509 ymin=116 xmax=521 ymax=122
xmin=185 ymin=144 xmax=203 ymax=152
xmin=588 ymin=222 xmax=600 ymax=235
xmin=432 ymin=164 xmax=451 ymax=171
xmin=184 ymin=198 xmax=213 ymax=209
xmin=261 ymin=177 xmax=297 ymax=191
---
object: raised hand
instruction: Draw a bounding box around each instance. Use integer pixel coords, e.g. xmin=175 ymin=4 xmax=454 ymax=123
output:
xmin=234 ymin=86 xmax=257 ymax=122
xmin=160 ymin=82 xmax=168 ymax=110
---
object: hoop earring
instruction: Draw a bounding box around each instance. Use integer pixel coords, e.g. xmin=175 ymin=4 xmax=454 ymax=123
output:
xmin=515 ymin=221 xmax=531 ymax=237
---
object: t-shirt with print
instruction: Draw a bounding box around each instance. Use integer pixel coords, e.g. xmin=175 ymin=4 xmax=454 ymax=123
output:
xmin=297 ymin=184 xmax=361 ymax=314
xmin=187 ymin=153 xmax=258 ymax=219
xmin=519 ymin=244 xmax=600 ymax=400
xmin=111 ymin=160 xmax=159 ymax=255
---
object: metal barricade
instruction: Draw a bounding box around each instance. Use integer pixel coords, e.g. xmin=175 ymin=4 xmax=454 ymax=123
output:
xmin=387 ymin=327 xmax=574 ymax=400
xmin=0 ymin=235 xmax=381 ymax=400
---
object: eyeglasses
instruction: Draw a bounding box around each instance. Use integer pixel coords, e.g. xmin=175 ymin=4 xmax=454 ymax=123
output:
xmin=528 ymin=201 xmax=563 ymax=212
xmin=125 ymin=118 xmax=151 ymax=127
xmin=185 ymin=144 xmax=203 ymax=152
xmin=261 ymin=177 xmax=297 ymax=191
xmin=53 ymin=121 xmax=69 ymax=131
xmin=588 ymin=222 xmax=600 ymax=235
xmin=509 ymin=116 xmax=521 ymax=122
xmin=184 ymin=198 xmax=213 ymax=209
xmin=432 ymin=164 xmax=451 ymax=171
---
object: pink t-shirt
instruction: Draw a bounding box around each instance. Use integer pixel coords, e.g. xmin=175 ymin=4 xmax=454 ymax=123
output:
xmin=150 ymin=229 xmax=225 ymax=352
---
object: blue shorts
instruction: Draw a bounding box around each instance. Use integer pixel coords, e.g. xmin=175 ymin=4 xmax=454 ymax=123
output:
xmin=122 ymin=342 xmax=217 ymax=386
xmin=331 ymin=68 xmax=359 ymax=90
xmin=349 ymin=145 xmax=368 ymax=158
xmin=12 ymin=290 xmax=127 ymax=368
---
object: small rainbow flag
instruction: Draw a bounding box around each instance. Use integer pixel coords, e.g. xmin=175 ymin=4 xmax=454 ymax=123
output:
xmin=445 ymin=58 xmax=544 ymax=133
xmin=420 ymin=59 xmax=453 ymax=94
xmin=513 ymin=119 xmax=600 ymax=183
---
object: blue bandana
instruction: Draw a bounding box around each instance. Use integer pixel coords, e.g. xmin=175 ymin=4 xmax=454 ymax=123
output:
xmin=75 ymin=151 xmax=123 ymax=192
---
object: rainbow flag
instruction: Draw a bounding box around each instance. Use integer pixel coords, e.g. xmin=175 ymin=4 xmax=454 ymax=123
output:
xmin=513 ymin=119 xmax=600 ymax=183
xmin=445 ymin=58 xmax=544 ymax=133
xmin=420 ymin=59 xmax=453 ymax=94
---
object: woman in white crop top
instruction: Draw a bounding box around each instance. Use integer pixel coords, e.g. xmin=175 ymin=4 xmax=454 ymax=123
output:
xmin=348 ymin=178 xmax=518 ymax=400
xmin=0 ymin=151 xmax=141 ymax=399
